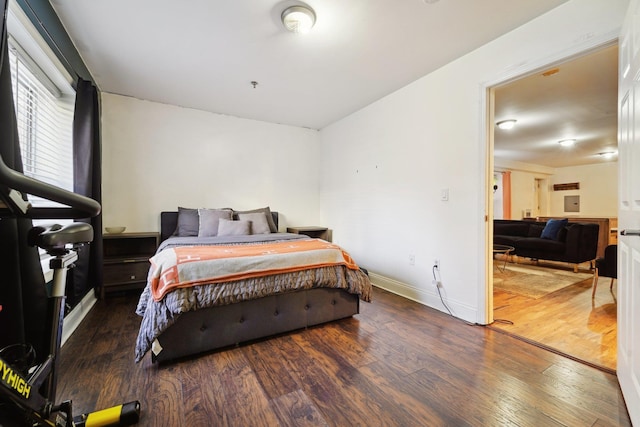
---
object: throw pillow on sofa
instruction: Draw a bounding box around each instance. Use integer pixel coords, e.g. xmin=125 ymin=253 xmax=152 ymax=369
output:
xmin=540 ymin=218 xmax=568 ymax=240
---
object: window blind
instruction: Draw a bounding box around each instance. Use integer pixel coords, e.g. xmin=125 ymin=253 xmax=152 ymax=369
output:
xmin=7 ymin=43 xmax=74 ymax=208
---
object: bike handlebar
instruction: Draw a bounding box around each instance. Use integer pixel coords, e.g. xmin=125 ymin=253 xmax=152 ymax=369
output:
xmin=0 ymin=151 xmax=101 ymax=219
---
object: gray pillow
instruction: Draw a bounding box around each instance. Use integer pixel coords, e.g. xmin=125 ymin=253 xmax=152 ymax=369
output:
xmin=234 ymin=207 xmax=277 ymax=232
xmin=238 ymin=212 xmax=271 ymax=234
xmin=198 ymin=208 xmax=233 ymax=237
xmin=174 ymin=207 xmax=199 ymax=236
xmin=217 ymin=218 xmax=251 ymax=236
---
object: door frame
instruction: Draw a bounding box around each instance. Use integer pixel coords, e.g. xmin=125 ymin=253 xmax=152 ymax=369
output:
xmin=478 ymin=32 xmax=620 ymax=325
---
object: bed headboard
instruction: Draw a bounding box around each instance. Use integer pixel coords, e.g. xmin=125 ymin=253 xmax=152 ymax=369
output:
xmin=160 ymin=211 xmax=279 ymax=243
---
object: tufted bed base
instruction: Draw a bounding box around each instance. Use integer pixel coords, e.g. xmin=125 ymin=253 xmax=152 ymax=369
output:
xmin=152 ymin=287 xmax=359 ymax=363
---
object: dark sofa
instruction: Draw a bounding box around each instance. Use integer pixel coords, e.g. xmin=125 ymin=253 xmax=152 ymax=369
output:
xmin=494 ymin=219 xmax=599 ymax=271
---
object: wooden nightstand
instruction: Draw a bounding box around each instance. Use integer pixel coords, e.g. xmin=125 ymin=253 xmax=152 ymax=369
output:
xmin=102 ymin=232 xmax=159 ymax=298
xmin=286 ymin=226 xmax=332 ymax=242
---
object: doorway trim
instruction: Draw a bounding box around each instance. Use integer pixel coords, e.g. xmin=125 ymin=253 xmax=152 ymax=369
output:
xmin=478 ymin=30 xmax=620 ymax=325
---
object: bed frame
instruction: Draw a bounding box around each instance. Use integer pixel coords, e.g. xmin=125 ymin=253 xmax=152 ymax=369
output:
xmin=151 ymin=211 xmax=360 ymax=363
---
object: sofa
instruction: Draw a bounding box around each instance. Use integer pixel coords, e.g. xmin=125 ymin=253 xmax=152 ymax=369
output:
xmin=494 ymin=219 xmax=599 ymax=271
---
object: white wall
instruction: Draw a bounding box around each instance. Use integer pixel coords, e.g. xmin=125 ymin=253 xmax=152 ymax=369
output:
xmin=549 ymin=162 xmax=618 ymax=216
xmin=319 ymin=0 xmax=627 ymax=323
xmin=101 ymin=93 xmax=321 ymax=232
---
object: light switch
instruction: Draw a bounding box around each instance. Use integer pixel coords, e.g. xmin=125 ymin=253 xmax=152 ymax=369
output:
xmin=440 ymin=188 xmax=449 ymax=201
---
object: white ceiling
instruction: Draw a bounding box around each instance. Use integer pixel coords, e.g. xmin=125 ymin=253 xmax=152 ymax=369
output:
xmin=50 ymin=0 xmax=568 ymax=130
xmin=494 ymin=44 xmax=619 ymax=169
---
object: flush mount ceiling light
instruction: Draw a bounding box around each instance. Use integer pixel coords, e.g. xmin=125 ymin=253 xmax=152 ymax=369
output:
xmin=281 ymin=5 xmax=316 ymax=34
xmin=496 ymin=119 xmax=517 ymax=130
xmin=558 ymin=139 xmax=577 ymax=147
xmin=599 ymin=151 xmax=617 ymax=159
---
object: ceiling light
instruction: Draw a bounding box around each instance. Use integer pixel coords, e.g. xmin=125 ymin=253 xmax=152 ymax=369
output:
xmin=599 ymin=151 xmax=617 ymax=159
xmin=558 ymin=139 xmax=576 ymax=147
xmin=496 ymin=119 xmax=517 ymax=130
xmin=281 ymin=5 xmax=316 ymax=34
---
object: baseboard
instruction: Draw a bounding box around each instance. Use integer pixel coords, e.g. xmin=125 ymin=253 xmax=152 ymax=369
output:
xmin=368 ymin=271 xmax=478 ymax=323
xmin=369 ymin=272 xmax=430 ymax=303
xmin=61 ymin=290 xmax=97 ymax=347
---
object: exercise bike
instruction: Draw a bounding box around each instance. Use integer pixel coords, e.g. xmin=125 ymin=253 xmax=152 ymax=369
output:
xmin=0 ymin=122 xmax=140 ymax=425
xmin=0 ymin=222 xmax=140 ymax=426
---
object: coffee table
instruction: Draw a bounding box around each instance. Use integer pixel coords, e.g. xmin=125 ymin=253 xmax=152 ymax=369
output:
xmin=493 ymin=244 xmax=515 ymax=272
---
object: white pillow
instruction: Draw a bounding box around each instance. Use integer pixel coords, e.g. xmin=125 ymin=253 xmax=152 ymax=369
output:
xmin=217 ymin=218 xmax=251 ymax=236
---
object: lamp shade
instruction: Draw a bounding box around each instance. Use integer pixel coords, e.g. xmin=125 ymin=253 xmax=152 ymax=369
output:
xmin=282 ymin=5 xmax=316 ymax=34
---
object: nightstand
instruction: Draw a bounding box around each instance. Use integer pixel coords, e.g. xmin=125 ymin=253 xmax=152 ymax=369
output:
xmin=286 ymin=226 xmax=332 ymax=242
xmin=102 ymin=232 xmax=159 ymax=298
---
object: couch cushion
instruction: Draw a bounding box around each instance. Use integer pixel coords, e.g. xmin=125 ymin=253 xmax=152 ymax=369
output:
xmin=556 ymin=226 xmax=569 ymax=242
xmin=516 ymin=237 xmax=565 ymax=253
xmin=527 ymin=224 xmax=545 ymax=238
xmin=494 ymin=235 xmax=525 ymax=246
xmin=541 ymin=218 xmax=568 ymax=240
xmin=494 ymin=222 xmax=530 ymax=237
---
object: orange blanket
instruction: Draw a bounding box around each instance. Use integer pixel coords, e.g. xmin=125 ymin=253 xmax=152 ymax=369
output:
xmin=149 ymin=239 xmax=360 ymax=301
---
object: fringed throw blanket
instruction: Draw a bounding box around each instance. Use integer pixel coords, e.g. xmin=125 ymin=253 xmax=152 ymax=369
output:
xmin=150 ymin=239 xmax=360 ymax=301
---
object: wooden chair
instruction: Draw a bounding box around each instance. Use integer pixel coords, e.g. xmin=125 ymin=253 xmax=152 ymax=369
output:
xmin=592 ymin=244 xmax=617 ymax=298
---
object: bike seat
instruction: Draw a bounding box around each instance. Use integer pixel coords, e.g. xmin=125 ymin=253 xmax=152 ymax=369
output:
xmin=28 ymin=223 xmax=94 ymax=251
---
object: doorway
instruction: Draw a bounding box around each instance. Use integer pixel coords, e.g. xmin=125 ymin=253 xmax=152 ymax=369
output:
xmin=487 ymin=43 xmax=619 ymax=372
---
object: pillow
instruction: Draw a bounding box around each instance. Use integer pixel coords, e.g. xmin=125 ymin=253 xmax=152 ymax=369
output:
xmin=540 ymin=218 xmax=568 ymax=240
xmin=198 ymin=208 xmax=233 ymax=237
xmin=173 ymin=207 xmax=199 ymax=237
xmin=217 ymin=218 xmax=251 ymax=236
xmin=234 ymin=207 xmax=277 ymax=232
xmin=238 ymin=212 xmax=271 ymax=234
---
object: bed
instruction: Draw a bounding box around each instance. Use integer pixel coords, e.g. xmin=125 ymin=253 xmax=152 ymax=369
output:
xmin=135 ymin=208 xmax=372 ymax=363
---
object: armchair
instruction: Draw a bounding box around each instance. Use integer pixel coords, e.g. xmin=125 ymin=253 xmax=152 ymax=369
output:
xmin=592 ymin=244 xmax=617 ymax=298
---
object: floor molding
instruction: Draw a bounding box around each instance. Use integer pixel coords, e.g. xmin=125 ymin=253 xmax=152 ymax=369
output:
xmin=61 ymin=290 xmax=97 ymax=347
xmin=486 ymin=323 xmax=616 ymax=376
xmin=368 ymin=272 xmax=478 ymax=322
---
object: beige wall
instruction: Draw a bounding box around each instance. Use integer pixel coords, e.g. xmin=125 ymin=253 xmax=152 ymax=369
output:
xmin=549 ymin=162 xmax=618 ymax=217
xmin=101 ymin=93 xmax=322 ymax=233
xmin=510 ymin=170 xmax=539 ymax=219
xmin=495 ymin=162 xmax=618 ymax=219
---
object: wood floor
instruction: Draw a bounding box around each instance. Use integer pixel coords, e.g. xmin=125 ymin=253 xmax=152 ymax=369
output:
xmin=57 ymin=287 xmax=630 ymax=427
xmin=491 ymin=259 xmax=617 ymax=372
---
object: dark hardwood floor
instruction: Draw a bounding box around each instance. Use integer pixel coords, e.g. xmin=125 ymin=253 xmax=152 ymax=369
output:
xmin=57 ymin=287 xmax=631 ymax=426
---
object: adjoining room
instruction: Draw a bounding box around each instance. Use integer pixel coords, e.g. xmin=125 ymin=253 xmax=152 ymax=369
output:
xmin=491 ymin=44 xmax=618 ymax=371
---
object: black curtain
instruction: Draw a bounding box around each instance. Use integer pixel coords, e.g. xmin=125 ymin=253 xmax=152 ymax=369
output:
xmin=0 ymin=15 xmax=49 ymax=362
xmin=69 ymin=78 xmax=103 ymax=304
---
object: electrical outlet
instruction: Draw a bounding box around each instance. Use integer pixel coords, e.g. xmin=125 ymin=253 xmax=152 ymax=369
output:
xmin=409 ymin=254 xmax=415 ymax=266
xmin=433 ymin=258 xmax=439 ymax=268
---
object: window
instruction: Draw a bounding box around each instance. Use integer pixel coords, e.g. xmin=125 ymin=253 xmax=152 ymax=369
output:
xmin=6 ymin=3 xmax=76 ymax=272
xmin=7 ymin=42 xmax=75 ymax=208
